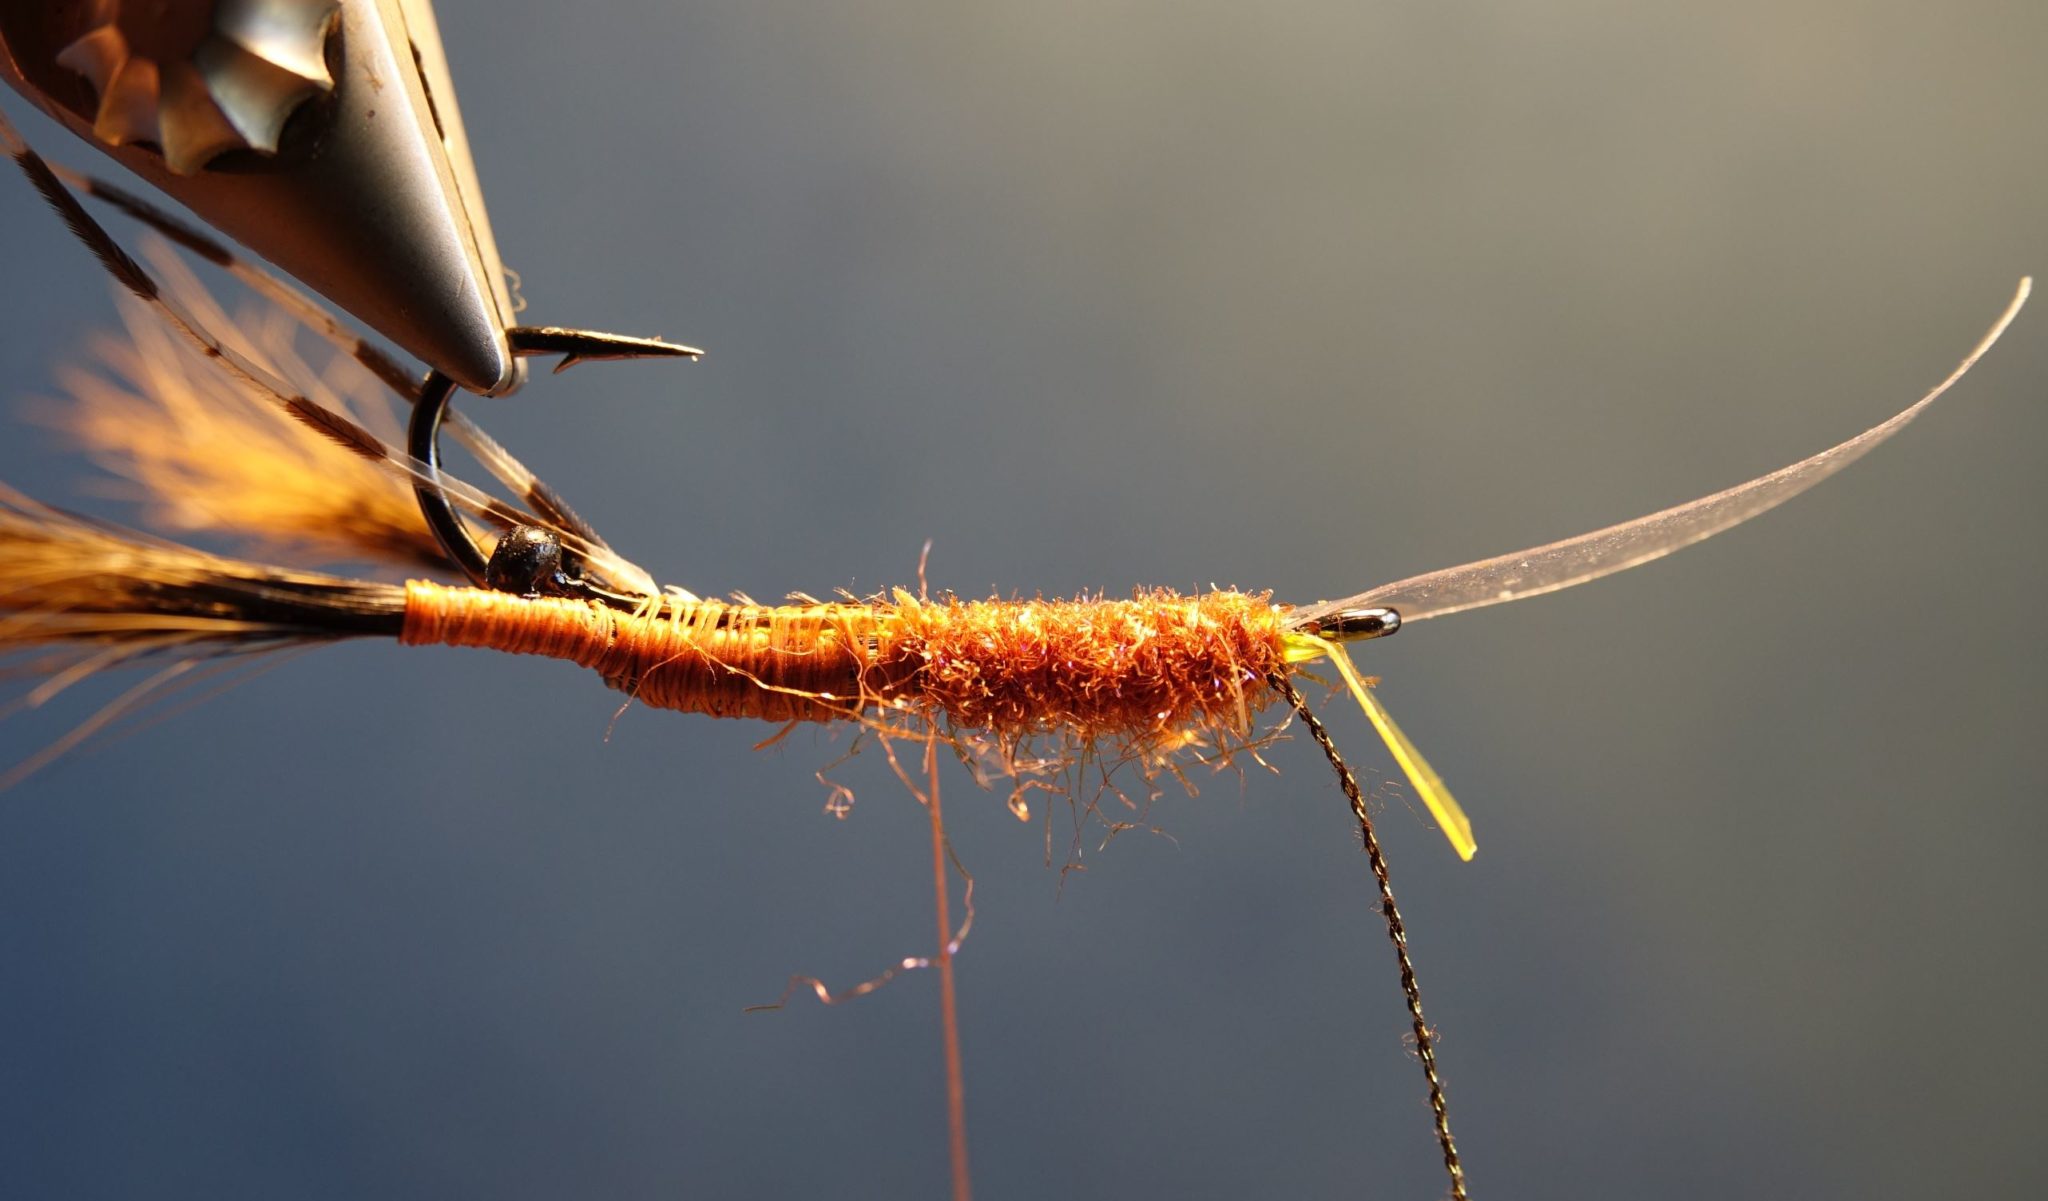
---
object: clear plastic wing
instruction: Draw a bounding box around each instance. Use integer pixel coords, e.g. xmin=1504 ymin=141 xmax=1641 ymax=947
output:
xmin=1291 ymin=280 xmax=2029 ymax=628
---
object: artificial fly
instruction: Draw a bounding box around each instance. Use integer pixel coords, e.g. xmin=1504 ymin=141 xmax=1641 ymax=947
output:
xmin=0 ymin=103 xmax=2030 ymax=1201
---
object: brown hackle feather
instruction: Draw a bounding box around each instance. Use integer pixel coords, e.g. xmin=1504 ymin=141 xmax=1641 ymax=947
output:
xmin=41 ymin=259 xmax=450 ymax=571
xmin=0 ymin=484 xmax=404 ymax=652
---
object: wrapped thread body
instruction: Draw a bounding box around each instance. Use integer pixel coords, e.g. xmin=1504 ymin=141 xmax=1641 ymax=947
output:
xmin=400 ymin=580 xmax=1290 ymax=739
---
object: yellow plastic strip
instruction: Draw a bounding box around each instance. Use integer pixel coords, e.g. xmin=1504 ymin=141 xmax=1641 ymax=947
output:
xmin=1285 ymin=633 xmax=1477 ymax=861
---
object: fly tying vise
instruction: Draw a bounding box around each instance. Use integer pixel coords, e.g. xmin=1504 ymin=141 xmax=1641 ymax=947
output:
xmin=0 ymin=5 xmax=2033 ymax=1200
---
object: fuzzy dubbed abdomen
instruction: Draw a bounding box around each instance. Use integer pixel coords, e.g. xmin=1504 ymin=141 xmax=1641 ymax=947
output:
xmin=399 ymin=581 xmax=1290 ymax=739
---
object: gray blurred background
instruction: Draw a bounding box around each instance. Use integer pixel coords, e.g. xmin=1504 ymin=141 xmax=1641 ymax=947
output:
xmin=3 ymin=3 xmax=2046 ymax=1198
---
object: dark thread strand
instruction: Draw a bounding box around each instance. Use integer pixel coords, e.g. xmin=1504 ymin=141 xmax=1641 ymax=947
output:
xmin=1271 ymin=672 xmax=1467 ymax=1201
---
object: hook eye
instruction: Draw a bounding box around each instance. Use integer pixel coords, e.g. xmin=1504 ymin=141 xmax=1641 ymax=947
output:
xmin=409 ymin=325 xmax=699 ymax=603
xmin=1306 ymin=607 xmax=1403 ymax=641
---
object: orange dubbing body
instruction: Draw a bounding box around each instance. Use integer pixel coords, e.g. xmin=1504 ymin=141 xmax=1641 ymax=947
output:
xmin=400 ymin=580 xmax=1290 ymax=742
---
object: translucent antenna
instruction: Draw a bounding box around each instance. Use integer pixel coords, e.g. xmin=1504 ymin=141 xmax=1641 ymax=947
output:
xmin=1291 ymin=279 xmax=2029 ymax=629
